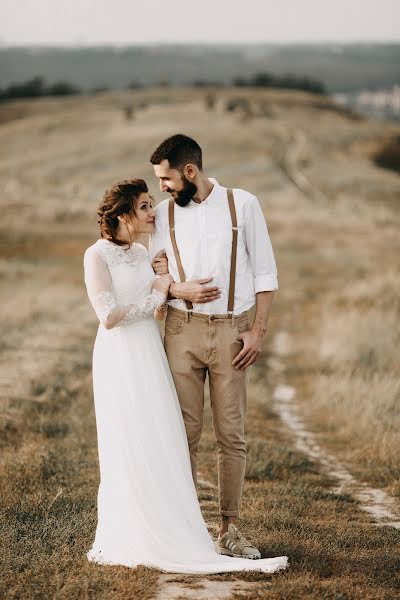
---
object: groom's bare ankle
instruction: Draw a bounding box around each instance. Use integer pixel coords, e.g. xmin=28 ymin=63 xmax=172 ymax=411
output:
xmin=219 ymin=515 xmax=237 ymax=535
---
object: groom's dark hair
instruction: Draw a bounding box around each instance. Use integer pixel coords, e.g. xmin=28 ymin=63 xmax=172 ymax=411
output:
xmin=150 ymin=134 xmax=203 ymax=170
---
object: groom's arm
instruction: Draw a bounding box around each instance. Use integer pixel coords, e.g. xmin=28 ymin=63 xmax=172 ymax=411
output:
xmin=149 ymin=201 xmax=168 ymax=264
xmin=232 ymin=291 xmax=274 ymax=370
xmin=149 ymin=202 xmax=220 ymax=304
xmin=150 ymin=245 xmax=220 ymax=303
xmin=150 ymin=248 xmax=220 ymax=303
xmin=149 ymin=201 xmax=171 ymax=277
xmin=252 ymin=291 xmax=274 ymax=337
xmin=169 ymin=278 xmax=221 ymax=303
xmin=232 ymin=194 xmax=278 ymax=370
xmin=243 ymin=194 xmax=278 ymax=294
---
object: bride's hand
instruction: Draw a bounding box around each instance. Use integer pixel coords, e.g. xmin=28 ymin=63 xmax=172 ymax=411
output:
xmin=152 ymin=250 xmax=169 ymax=275
xmin=154 ymin=303 xmax=168 ymax=321
xmin=152 ymin=274 xmax=174 ymax=299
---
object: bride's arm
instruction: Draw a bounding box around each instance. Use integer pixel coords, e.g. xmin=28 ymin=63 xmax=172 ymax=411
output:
xmin=83 ymin=247 xmax=167 ymax=329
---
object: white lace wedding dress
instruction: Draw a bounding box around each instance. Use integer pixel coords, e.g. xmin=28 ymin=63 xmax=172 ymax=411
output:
xmin=83 ymin=238 xmax=288 ymax=574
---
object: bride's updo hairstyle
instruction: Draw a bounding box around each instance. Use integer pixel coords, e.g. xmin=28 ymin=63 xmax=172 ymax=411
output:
xmin=97 ymin=179 xmax=148 ymax=247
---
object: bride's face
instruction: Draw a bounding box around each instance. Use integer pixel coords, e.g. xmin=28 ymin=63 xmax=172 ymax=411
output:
xmin=129 ymin=192 xmax=156 ymax=235
xmin=118 ymin=193 xmax=155 ymax=240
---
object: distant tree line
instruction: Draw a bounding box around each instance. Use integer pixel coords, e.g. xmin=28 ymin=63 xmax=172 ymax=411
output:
xmin=232 ymin=73 xmax=326 ymax=94
xmin=0 ymin=72 xmax=326 ymax=102
xmin=0 ymin=76 xmax=81 ymax=101
xmin=192 ymin=73 xmax=326 ymax=94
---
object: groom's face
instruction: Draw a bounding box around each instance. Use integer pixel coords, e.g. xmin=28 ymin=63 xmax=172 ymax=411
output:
xmin=153 ymin=160 xmax=197 ymax=207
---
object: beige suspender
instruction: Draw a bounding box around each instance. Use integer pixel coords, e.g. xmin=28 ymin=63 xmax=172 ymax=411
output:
xmin=168 ymin=188 xmax=238 ymax=315
xmin=226 ymin=188 xmax=238 ymax=315
xmin=168 ymin=199 xmax=194 ymax=312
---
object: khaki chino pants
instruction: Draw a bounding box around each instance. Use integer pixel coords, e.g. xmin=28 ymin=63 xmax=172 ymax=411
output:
xmin=164 ymin=306 xmax=251 ymax=517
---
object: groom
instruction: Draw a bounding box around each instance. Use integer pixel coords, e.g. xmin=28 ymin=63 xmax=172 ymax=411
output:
xmin=148 ymin=134 xmax=278 ymax=559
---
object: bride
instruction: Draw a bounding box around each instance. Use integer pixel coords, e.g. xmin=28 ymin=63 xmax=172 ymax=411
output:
xmin=83 ymin=178 xmax=288 ymax=574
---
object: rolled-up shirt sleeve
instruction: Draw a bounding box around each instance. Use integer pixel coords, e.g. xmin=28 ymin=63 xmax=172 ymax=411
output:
xmin=243 ymin=195 xmax=278 ymax=292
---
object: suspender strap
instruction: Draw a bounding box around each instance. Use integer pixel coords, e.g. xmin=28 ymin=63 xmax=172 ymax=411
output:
xmin=227 ymin=189 xmax=238 ymax=314
xmin=168 ymin=199 xmax=193 ymax=312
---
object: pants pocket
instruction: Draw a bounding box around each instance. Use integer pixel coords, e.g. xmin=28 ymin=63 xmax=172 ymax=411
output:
xmin=234 ymin=317 xmax=250 ymax=341
xmin=165 ymin=316 xmax=185 ymax=335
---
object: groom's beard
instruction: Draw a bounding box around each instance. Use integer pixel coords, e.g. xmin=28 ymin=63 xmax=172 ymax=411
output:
xmin=167 ymin=177 xmax=197 ymax=207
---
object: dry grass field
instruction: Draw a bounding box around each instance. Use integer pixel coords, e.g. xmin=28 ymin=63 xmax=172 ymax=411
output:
xmin=1 ymin=87 xmax=399 ymax=599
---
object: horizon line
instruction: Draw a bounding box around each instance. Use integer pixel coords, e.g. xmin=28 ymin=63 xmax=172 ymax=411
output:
xmin=1 ymin=39 xmax=400 ymax=49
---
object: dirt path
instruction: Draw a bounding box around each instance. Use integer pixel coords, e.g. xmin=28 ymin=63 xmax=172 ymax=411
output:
xmin=274 ymin=382 xmax=400 ymax=529
xmin=274 ymin=125 xmax=330 ymax=203
xmin=154 ymin=576 xmax=247 ymax=599
xmin=274 ymin=381 xmax=400 ymax=529
xmin=272 ymin=334 xmax=400 ymax=530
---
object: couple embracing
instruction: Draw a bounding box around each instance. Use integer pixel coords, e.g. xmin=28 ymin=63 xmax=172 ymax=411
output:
xmin=83 ymin=134 xmax=288 ymax=574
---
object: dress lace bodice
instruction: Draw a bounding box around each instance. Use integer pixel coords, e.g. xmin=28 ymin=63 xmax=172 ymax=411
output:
xmin=83 ymin=239 xmax=165 ymax=329
xmin=94 ymin=239 xmax=151 ymax=269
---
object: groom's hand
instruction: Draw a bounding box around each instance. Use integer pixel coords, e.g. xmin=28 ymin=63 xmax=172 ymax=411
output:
xmin=152 ymin=250 xmax=169 ymax=275
xmin=170 ymin=278 xmax=221 ymax=304
xmin=232 ymin=330 xmax=264 ymax=370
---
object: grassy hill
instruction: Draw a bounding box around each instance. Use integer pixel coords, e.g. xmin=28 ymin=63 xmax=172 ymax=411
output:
xmin=0 ymin=88 xmax=399 ymax=599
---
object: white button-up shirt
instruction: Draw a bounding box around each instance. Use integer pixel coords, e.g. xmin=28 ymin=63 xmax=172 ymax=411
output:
xmin=149 ymin=178 xmax=278 ymax=315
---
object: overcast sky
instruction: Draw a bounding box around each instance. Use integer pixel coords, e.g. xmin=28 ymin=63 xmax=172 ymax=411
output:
xmin=1 ymin=0 xmax=399 ymax=46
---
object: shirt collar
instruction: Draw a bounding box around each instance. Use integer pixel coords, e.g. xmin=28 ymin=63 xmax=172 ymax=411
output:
xmin=189 ymin=177 xmax=221 ymax=207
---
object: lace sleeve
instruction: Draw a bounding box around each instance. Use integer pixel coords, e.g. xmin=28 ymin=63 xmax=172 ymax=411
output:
xmin=83 ymin=246 xmax=166 ymax=329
